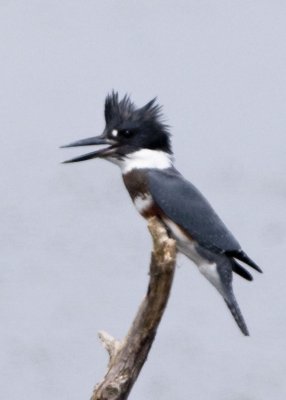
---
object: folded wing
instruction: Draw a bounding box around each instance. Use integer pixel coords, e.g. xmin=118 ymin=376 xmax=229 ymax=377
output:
xmin=148 ymin=168 xmax=241 ymax=253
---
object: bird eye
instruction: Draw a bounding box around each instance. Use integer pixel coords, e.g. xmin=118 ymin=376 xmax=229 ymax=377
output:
xmin=120 ymin=129 xmax=133 ymax=137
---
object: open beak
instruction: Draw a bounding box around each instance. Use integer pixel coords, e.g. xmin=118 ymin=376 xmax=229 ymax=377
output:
xmin=61 ymin=135 xmax=117 ymax=163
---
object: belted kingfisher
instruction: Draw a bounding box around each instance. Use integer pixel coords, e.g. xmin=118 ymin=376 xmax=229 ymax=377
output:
xmin=62 ymin=92 xmax=262 ymax=336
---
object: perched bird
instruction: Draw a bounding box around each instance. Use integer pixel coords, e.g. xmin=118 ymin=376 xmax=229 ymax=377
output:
xmin=62 ymin=92 xmax=262 ymax=336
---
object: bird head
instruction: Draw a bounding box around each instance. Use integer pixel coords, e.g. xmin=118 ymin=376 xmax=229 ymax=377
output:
xmin=61 ymin=92 xmax=172 ymax=165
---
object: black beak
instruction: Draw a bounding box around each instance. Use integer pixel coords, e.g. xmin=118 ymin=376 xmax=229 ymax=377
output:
xmin=61 ymin=135 xmax=116 ymax=163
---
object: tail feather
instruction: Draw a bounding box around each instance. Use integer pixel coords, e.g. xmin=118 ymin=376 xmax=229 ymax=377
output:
xmin=227 ymin=250 xmax=262 ymax=273
xmin=231 ymin=259 xmax=253 ymax=281
xmin=197 ymin=251 xmax=251 ymax=336
xmin=224 ymin=296 xmax=249 ymax=336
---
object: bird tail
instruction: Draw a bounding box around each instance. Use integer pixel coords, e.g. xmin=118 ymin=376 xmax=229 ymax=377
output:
xmin=226 ymin=250 xmax=262 ymax=273
xmin=231 ymin=259 xmax=253 ymax=281
xmin=224 ymin=295 xmax=249 ymax=336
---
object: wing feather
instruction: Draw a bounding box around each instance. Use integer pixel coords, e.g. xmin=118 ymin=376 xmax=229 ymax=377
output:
xmin=148 ymin=168 xmax=241 ymax=253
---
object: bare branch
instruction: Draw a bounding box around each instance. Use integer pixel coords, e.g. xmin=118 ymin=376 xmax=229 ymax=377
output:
xmin=91 ymin=217 xmax=177 ymax=400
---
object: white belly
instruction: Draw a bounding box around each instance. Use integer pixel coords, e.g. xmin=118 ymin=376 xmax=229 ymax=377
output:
xmin=162 ymin=217 xmax=205 ymax=265
xmin=162 ymin=217 xmax=223 ymax=294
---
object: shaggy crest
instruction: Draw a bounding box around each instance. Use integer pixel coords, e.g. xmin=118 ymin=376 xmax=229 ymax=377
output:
xmin=104 ymin=91 xmax=169 ymax=133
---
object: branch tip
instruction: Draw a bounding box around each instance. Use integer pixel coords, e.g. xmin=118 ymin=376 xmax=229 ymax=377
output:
xmin=98 ymin=331 xmax=121 ymax=359
xmin=147 ymin=217 xmax=176 ymax=250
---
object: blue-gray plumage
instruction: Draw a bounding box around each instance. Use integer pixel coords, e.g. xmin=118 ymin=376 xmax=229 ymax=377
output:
xmin=147 ymin=167 xmax=261 ymax=335
xmin=62 ymin=91 xmax=262 ymax=336
xmin=148 ymin=167 xmax=240 ymax=253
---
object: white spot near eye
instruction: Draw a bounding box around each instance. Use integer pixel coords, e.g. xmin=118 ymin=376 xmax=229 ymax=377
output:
xmin=111 ymin=129 xmax=118 ymax=137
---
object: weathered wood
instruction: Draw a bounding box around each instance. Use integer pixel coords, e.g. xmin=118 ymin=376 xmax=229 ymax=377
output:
xmin=91 ymin=217 xmax=177 ymax=400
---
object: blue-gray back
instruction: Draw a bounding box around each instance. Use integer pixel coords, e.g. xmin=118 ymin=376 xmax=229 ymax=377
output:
xmin=147 ymin=168 xmax=241 ymax=253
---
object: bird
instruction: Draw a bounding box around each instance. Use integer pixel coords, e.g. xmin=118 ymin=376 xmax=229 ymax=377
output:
xmin=61 ymin=91 xmax=262 ymax=336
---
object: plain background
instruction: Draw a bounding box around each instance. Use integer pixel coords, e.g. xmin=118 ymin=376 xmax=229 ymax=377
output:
xmin=1 ymin=1 xmax=286 ymax=399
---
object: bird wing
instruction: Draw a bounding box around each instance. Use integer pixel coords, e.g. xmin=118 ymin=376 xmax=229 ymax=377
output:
xmin=147 ymin=168 xmax=241 ymax=253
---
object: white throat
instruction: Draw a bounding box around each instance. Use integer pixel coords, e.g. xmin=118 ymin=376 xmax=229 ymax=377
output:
xmin=108 ymin=149 xmax=173 ymax=173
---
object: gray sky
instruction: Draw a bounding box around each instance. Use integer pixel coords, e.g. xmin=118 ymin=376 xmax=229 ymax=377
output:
xmin=1 ymin=1 xmax=286 ymax=399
